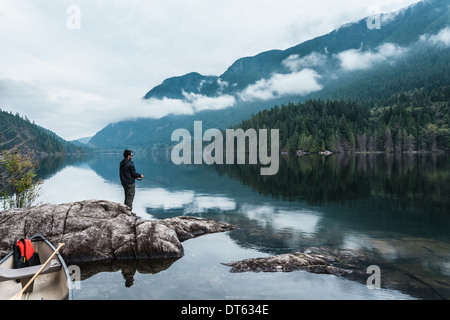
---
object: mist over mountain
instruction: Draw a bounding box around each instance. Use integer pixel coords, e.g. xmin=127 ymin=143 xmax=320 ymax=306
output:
xmin=143 ymin=72 xmax=219 ymax=100
xmin=89 ymin=0 xmax=450 ymax=149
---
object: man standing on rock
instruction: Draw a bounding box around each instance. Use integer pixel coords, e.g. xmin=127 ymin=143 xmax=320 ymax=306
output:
xmin=119 ymin=150 xmax=144 ymax=211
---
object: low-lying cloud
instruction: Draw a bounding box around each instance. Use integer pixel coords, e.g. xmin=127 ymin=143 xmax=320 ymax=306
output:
xmin=420 ymin=27 xmax=450 ymax=47
xmin=0 ymin=77 xmax=237 ymax=140
xmin=282 ymin=52 xmax=327 ymax=72
xmin=182 ymin=91 xmax=236 ymax=112
xmin=139 ymin=92 xmax=236 ymax=119
xmin=239 ymin=68 xmax=322 ymax=101
xmin=336 ymin=43 xmax=408 ymax=71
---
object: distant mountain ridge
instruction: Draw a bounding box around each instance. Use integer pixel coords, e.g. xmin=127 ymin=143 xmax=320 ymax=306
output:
xmin=143 ymin=0 xmax=449 ymax=100
xmin=90 ymin=0 xmax=450 ymax=149
xmin=144 ymin=72 xmax=218 ymax=100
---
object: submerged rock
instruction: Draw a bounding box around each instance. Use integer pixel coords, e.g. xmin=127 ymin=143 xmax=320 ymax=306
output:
xmin=222 ymin=246 xmax=375 ymax=280
xmin=222 ymin=245 xmax=450 ymax=299
xmin=0 ymin=200 xmax=236 ymax=263
xmin=223 ymin=252 xmax=353 ymax=276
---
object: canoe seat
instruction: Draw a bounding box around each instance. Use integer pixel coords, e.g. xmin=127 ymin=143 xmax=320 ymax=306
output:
xmin=0 ymin=259 xmax=62 ymax=282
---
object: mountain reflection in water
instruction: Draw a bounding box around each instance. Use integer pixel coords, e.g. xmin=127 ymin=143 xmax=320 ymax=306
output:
xmin=36 ymin=152 xmax=450 ymax=299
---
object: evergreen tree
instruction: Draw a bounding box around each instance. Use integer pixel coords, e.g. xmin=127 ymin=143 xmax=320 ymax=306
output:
xmin=236 ymin=86 xmax=450 ymax=154
xmin=385 ymin=127 xmax=394 ymax=153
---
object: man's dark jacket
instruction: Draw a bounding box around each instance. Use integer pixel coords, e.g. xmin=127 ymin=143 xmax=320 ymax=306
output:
xmin=119 ymin=159 xmax=141 ymax=186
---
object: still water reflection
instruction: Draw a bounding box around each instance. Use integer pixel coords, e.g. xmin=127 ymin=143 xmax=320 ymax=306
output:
xmin=35 ymin=152 xmax=450 ymax=300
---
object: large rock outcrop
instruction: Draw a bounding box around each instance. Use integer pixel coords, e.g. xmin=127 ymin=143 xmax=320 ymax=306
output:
xmin=0 ymin=200 xmax=236 ymax=263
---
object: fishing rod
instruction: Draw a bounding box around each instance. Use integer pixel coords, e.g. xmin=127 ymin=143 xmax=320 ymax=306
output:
xmin=137 ymin=177 xmax=168 ymax=186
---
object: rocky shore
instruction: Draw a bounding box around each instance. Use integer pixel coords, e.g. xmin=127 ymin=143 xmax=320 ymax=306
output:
xmin=1 ymin=200 xmax=448 ymax=299
xmin=0 ymin=200 xmax=236 ymax=263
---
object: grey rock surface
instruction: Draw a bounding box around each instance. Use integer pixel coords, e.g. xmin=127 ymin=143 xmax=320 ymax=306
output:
xmin=0 ymin=200 xmax=236 ymax=263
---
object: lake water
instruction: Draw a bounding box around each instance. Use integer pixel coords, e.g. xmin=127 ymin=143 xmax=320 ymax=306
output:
xmin=34 ymin=152 xmax=450 ymax=300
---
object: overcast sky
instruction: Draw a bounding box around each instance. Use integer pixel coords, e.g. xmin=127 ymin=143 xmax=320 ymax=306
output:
xmin=0 ymin=0 xmax=422 ymax=141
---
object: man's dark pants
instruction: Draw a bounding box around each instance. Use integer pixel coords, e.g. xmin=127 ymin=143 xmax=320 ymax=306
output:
xmin=123 ymin=183 xmax=135 ymax=210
